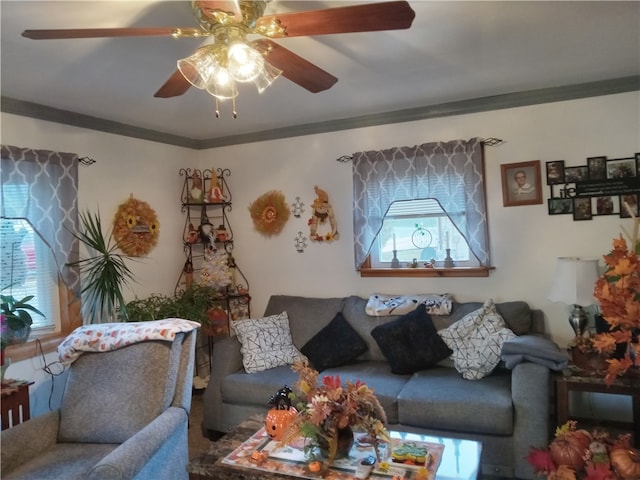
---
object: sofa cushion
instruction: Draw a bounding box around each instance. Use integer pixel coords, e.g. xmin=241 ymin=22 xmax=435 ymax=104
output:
xmin=231 ymin=312 xmax=306 ymax=374
xmin=440 ymin=301 xmax=532 ymax=336
xmin=397 ymin=367 xmax=514 ymax=435
xmin=263 ymin=295 xmax=345 ymax=347
xmin=370 ymin=304 xmax=452 ymax=374
xmin=322 ymin=361 xmax=410 ymax=425
xmin=301 ymin=312 xmax=368 ymax=371
xmin=222 ymin=365 xmax=300 ymax=406
xmin=438 ymin=300 xmax=516 ymax=380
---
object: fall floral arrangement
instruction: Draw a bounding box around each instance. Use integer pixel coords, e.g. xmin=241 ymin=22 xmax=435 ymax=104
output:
xmin=112 ymin=195 xmax=159 ymax=257
xmin=589 ymin=208 xmax=640 ymax=384
xmin=527 ymin=421 xmax=640 ymax=480
xmin=279 ymin=360 xmax=390 ymax=467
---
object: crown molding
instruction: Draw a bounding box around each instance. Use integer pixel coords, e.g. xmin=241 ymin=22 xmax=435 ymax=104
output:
xmin=2 ymin=76 xmax=638 ymax=150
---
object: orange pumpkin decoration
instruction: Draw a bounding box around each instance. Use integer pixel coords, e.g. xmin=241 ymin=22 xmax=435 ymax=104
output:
xmin=549 ymin=428 xmax=591 ymax=472
xmin=308 ymin=461 xmax=322 ymax=472
xmin=265 ymin=407 xmax=297 ymax=441
xmin=610 ymin=446 xmax=640 ymax=480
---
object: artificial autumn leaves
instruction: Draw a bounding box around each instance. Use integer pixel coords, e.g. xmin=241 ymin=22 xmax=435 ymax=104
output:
xmin=592 ymin=234 xmax=640 ymax=384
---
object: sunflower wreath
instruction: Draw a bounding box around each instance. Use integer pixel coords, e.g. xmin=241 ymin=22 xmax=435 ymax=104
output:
xmin=248 ymin=190 xmax=290 ymax=236
xmin=113 ymin=195 xmax=160 ymax=256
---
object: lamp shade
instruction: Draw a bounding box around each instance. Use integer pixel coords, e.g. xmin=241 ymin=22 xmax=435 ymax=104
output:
xmin=548 ymin=257 xmax=600 ymax=306
xmin=177 ymin=46 xmax=218 ymax=90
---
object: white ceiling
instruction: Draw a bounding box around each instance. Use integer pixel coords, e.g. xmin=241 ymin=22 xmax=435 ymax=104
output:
xmin=1 ymin=1 xmax=639 ymax=146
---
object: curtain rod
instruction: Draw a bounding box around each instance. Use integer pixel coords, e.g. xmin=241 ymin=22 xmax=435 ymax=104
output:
xmin=335 ymin=137 xmax=504 ymax=162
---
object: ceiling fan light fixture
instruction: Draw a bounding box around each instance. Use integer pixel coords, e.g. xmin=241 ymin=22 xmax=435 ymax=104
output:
xmin=205 ymin=68 xmax=238 ymax=99
xmin=254 ymin=60 xmax=282 ymax=94
xmin=227 ymin=42 xmax=264 ymax=82
xmin=177 ymin=46 xmax=218 ymax=89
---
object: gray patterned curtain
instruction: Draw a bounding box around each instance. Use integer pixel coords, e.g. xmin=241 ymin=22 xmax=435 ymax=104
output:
xmin=1 ymin=144 xmax=80 ymax=294
xmin=352 ymin=137 xmax=489 ymax=269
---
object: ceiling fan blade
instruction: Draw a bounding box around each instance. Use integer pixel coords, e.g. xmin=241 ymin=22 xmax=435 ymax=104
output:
xmin=254 ymin=39 xmax=337 ymax=93
xmin=195 ymin=1 xmax=243 ymax=22
xmin=154 ymin=70 xmax=192 ymax=98
xmin=22 ymin=27 xmax=205 ymax=40
xmin=255 ymin=1 xmax=415 ymax=38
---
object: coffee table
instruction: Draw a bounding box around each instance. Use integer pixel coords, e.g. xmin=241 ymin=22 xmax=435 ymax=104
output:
xmin=188 ymin=415 xmax=482 ymax=480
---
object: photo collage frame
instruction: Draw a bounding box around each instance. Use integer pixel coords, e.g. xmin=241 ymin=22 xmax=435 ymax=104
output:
xmin=546 ymin=153 xmax=640 ymax=221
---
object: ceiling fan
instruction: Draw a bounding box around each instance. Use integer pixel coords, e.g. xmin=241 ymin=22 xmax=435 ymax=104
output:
xmin=21 ymin=1 xmax=415 ymax=102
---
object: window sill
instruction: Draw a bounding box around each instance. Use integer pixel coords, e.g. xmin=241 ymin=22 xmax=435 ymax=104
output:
xmin=4 ymin=281 xmax=81 ymax=364
xmin=359 ymin=266 xmax=494 ymax=278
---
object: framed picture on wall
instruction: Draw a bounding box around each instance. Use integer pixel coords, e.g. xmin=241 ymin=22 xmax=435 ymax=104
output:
xmin=548 ymin=198 xmax=573 ymax=215
xmin=620 ymin=194 xmax=639 ymax=218
xmin=587 ymin=156 xmax=607 ymax=181
xmin=564 ymin=166 xmax=588 ymax=183
xmin=606 ymin=158 xmax=637 ymax=179
xmin=573 ymin=197 xmax=592 ymax=220
xmin=501 ymin=160 xmax=542 ymax=207
xmin=546 ymin=161 xmax=565 ymax=185
xmin=595 ymin=195 xmax=616 ymax=216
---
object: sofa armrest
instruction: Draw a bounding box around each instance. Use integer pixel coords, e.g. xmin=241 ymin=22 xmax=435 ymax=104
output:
xmin=202 ymin=335 xmax=243 ymax=432
xmin=87 ymin=407 xmax=188 ymax=480
xmin=511 ymin=362 xmax=550 ymax=479
xmin=0 ymin=410 xmax=60 ymax=475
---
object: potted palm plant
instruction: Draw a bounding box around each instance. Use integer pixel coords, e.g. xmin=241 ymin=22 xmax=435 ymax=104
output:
xmin=68 ymin=210 xmax=136 ymax=324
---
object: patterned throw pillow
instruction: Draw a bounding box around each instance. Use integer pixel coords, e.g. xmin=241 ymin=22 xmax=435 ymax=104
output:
xmin=366 ymin=293 xmax=453 ymax=316
xmin=438 ymin=299 xmax=516 ymax=380
xmin=231 ymin=311 xmax=306 ymax=374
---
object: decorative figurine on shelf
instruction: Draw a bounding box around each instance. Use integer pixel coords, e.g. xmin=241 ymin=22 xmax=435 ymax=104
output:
xmin=216 ymin=225 xmax=229 ymax=242
xmin=184 ymin=223 xmax=199 ymax=244
xmin=207 ymin=173 xmax=224 ymax=203
xmin=183 ymin=258 xmax=194 ymax=288
xmin=189 ymin=170 xmax=204 ymax=203
xmin=308 ymin=185 xmax=339 ymax=242
xmin=200 ymin=249 xmax=232 ymax=290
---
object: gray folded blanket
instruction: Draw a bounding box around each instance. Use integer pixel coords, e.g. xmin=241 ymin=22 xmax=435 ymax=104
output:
xmin=501 ymin=335 xmax=569 ymax=371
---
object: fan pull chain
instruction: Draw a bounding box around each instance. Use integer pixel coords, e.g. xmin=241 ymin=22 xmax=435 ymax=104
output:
xmin=232 ymin=96 xmax=237 ymax=119
xmin=215 ymin=97 xmax=221 ymax=118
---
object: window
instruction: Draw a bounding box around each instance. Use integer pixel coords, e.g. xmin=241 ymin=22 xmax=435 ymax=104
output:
xmin=371 ymin=198 xmax=478 ymax=268
xmin=1 ymin=217 xmax=60 ymax=332
xmin=352 ymin=138 xmax=491 ymax=277
xmin=1 ymin=144 xmax=82 ymax=360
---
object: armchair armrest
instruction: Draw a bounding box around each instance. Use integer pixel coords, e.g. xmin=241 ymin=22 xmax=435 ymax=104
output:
xmin=202 ymin=335 xmax=242 ymax=432
xmin=511 ymin=362 xmax=550 ymax=479
xmin=87 ymin=407 xmax=188 ymax=480
xmin=1 ymin=410 xmax=60 ymax=475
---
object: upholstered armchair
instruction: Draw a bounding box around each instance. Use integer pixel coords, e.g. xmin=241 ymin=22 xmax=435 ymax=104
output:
xmin=1 ymin=320 xmax=198 ymax=480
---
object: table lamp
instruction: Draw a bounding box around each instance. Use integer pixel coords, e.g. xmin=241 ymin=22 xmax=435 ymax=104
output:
xmin=548 ymin=257 xmax=600 ymax=337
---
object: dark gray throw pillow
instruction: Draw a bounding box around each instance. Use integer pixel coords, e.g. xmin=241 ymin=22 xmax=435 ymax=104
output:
xmin=301 ymin=312 xmax=368 ymax=371
xmin=371 ymin=304 xmax=452 ymax=375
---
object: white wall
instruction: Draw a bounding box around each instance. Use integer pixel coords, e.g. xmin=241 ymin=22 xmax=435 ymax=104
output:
xmin=2 ymin=90 xmax=639 ymax=419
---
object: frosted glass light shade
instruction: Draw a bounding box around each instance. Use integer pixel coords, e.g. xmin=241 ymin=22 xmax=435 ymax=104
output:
xmin=254 ymin=60 xmax=282 ymax=94
xmin=205 ymin=68 xmax=238 ymax=99
xmin=177 ymin=46 xmax=218 ymax=90
xmin=548 ymin=257 xmax=600 ymax=306
xmin=227 ymin=42 xmax=264 ymax=82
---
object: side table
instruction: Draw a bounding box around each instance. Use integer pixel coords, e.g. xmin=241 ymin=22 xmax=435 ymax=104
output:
xmin=555 ymin=372 xmax=639 ymax=446
xmin=1 ymin=379 xmax=34 ymax=430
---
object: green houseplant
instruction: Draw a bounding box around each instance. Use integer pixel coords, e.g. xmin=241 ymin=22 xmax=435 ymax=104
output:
xmin=1 ymin=290 xmax=45 ymax=344
xmin=125 ymin=285 xmax=227 ymax=334
xmin=68 ymin=210 xmax=136 ymax=324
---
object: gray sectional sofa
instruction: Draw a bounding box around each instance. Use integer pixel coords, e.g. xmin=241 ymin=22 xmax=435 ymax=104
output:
xmin=203 ymin=295 xmax=552 ymax=479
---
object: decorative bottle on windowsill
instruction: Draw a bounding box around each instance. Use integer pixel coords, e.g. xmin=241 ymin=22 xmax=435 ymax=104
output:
xmin=444 ymin=249 xmax=455 ymax=268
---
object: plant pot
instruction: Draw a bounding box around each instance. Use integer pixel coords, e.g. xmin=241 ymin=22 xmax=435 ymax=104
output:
xmin=5 ymin=325 xmax=31 ymax=345
xmin=571 ymin=347 xmax=609 ymax=373
xmin=318 ymin=426 xmax=354 ymax=462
